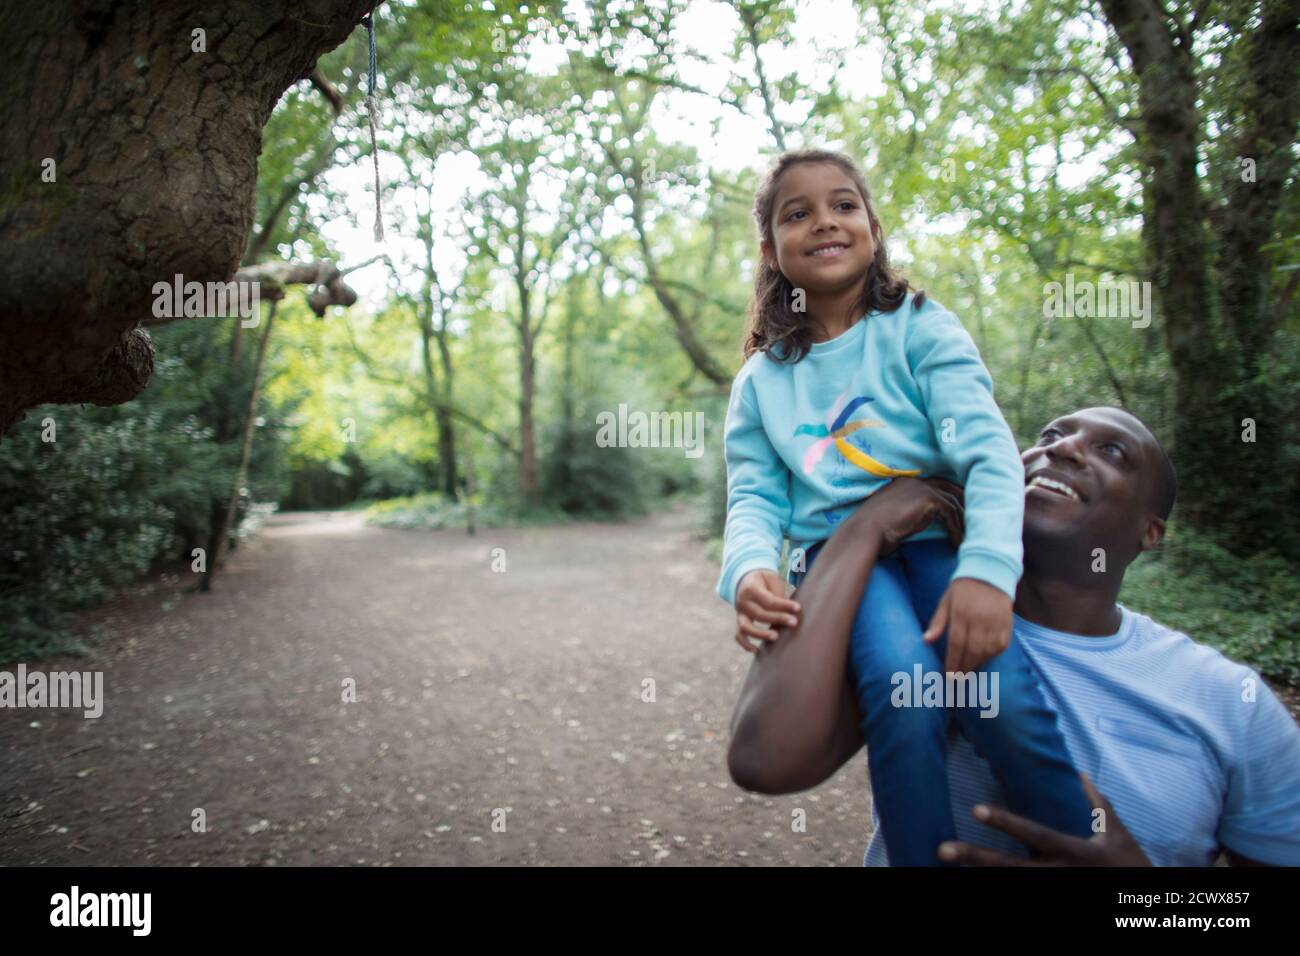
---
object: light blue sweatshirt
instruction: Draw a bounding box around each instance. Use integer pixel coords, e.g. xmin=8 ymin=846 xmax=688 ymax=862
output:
xmin=716 ymin=293 xmax=1024 ymax=606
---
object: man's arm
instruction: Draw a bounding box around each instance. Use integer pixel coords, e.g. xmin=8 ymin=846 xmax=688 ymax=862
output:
xmin=727 ymin=478 xmax=964 ymax=794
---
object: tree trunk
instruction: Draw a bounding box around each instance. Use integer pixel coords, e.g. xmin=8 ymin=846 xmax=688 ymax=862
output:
xmin=434 ymin=352 xmax=459 ymax=500
xmin=419 ymin=304 xmax=459 ymax=501
xmin=1098 ymin=0 xmax=1300 ymax=556
xmin=551 ymin=278 xmax=579 ymax=503
xmin=561 ymin=280 xmax=577 ymax=433
xmin=628 ymin=177 xmax=730 ymax=387
xmin=200 ymin=300 xmax=277 ymax=592
xmin=518 ymin=281 xmax=540 ymax=508
xmin=0 ymin=1 xmax=377 ymax=434
xmin=418 ymin=204 xmax=459 ymax=501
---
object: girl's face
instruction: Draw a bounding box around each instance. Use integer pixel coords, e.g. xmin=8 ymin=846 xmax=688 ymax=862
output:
xmin=760 ymin=162 xmax=877 ymax=301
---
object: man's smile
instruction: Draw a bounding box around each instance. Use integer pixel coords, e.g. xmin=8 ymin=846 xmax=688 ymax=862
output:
xmin=1025 ymin=470 xmax=1085 ymax=502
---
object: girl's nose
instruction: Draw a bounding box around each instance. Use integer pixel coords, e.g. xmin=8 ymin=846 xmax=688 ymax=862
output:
xmin=811 ymin=212 xmax=838 ymax=232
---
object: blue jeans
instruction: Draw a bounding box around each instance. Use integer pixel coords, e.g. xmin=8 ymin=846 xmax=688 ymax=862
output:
xmin=790 ymin=537 xmax=1093 ymax=866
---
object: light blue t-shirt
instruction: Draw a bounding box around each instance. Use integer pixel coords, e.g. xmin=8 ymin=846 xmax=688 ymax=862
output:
xmin=716 ymin=293 xmax=1024 ymax=607
xmin=865 ymin=606 xmax=1300 ymax=866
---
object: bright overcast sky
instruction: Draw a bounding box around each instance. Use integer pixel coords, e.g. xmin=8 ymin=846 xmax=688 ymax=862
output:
xmin=318 ymin=0 xmax=1111 ymax=305
xmin=319 ymin=0 xmax=888 ymax=304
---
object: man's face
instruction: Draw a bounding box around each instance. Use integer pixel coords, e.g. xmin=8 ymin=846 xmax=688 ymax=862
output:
xmin=760 ymin=162 xmax=876 ymax=300
xmin=1021 ymin=407 xmax=1166 ymax=560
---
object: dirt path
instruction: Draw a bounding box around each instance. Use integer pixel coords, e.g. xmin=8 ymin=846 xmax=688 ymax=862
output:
xmin=0 ymin=506 xmax=872 ymax=866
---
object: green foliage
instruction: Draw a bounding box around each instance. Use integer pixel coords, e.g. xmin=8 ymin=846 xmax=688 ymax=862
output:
xmin=0 ymin=318 xmax=296 ymax=661
xmin=0 ymin=420 xmax=215 ymax=662
xmin=282 ymin=457 xmax=365 ymax=510
xmin=366 ymin=492 xmax=568 ymax=530
xmin=0 ymin=413 xmax=175 ymax=660
xmin=359 ymin=451 xmax=436 ymax=501
xmin=539 ymin=416 xmax=655 ymax=518
xmin=1120 ymin=528 xmax=1300 ymax=686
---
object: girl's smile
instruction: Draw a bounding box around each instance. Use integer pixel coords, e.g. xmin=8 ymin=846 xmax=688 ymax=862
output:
xmin=760 ymin=162 xmax=878 ymax=332
xmin=745 ymin=148 xmax=923 ymax=362
xmin=808 ymin=242 xmax=851 ymax=258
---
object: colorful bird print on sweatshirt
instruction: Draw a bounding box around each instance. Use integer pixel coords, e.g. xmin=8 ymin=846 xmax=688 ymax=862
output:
xmin=794 ymin=393 xmax=921 ymax=480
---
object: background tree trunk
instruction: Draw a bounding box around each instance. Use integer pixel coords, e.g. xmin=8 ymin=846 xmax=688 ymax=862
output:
xmin=434 ymin=334 xmax=459 ymax=499
xmin=517 ymin=281 xmax=540 ymax=508
xmin=1098 ymin=0 xmax=1300 ymax=556
xmin=416 ymin=191 xmax=460 ymax=501
xmin=200 ymin=300 xmax=277 ymax=592
xmin=0 ymin=1 xmax=377 ymax=434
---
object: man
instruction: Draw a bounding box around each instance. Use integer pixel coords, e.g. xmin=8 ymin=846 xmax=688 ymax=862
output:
xmin=727 ymin=406 xmax=1300 ymax=865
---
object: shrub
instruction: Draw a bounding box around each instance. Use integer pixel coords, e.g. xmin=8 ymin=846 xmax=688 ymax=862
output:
xmin=0 ymin=409 xmax=213 ymax=661
xmin=1120 ymin=526 xmax=1300 ymax=686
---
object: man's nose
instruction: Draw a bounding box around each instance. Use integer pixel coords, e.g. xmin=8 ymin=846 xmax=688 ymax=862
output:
xmin=1045 ymin=434 xmax=1087 ymax=466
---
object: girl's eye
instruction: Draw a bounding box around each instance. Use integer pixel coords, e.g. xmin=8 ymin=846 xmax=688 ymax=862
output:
xmin=837 ymin=201 xmax=856 ymax=211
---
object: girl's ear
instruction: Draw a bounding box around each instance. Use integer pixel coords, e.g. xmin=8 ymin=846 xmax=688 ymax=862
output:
xmin=759 ymin=239 xmax=777 ymax=272
xmin=869 ymin=215 xmax=884 ymax=246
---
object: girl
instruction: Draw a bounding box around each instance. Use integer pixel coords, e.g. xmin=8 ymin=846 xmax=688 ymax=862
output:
xmin=717 ymin=149 xmax=1093 ymax=865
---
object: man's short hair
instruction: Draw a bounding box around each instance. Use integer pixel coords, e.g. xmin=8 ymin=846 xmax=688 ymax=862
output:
xmin=1103 ymin=406 xmax=1177 ymax=520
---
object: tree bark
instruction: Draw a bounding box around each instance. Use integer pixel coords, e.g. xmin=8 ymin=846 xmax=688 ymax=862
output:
xmin=736 ymin=3 xmax=787 ymax=150
xmin=517 ymin=273 xmax=540 ymax=508
xmin=628 ymin=183 xmax=731 ymax=387
xmin=0 ymin=1 xmax=377 ymax=434
xmin=433 ymin=337 xmax=459 ymax=499
xmin=200 ymin=300 xmax=277 ymax=592
xmin=1098 ymin=0 xmax=1300 ymax=555
xmin=419 ymin=294 xmax=460 ymax=501
xmin=1216 ymin=0 xmax=1300 ymax=360
xmin=417 ymin=197 xmax=459 ymax=500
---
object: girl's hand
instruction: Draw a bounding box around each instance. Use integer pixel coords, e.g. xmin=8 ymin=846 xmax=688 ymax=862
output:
xmin=923 ymin=577 xmax=1012 ymax=674
xmin=734 ymin=569 xmax=801 ymax=653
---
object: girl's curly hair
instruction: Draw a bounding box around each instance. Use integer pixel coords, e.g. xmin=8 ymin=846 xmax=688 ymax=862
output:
xmin=744 ymin=149 xmax=924 ymax=363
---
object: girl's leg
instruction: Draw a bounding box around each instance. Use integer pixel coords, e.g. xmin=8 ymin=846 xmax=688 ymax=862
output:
xmin=947 ymin=638 xmax=1094 ymax=838
xmin=899 ymin=539 xmax=1094 ymax=841
xmin=787 ymin=540 xmax=825 ymax=589
xmin=846 ymin=554 xmax=957 ymax=866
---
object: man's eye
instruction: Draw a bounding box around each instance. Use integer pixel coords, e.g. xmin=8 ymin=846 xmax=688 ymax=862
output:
xmin=1101 ymin=442 xmax=1125 ymax=458
xmin=1039 ymin=429 xmax=1060 ymax=444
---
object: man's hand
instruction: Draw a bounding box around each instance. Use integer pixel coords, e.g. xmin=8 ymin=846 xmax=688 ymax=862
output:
xmin=936 ymin=774 xmax=1152 ymax=866
xmin=734 ymin=569 xmax=801 ymax=653
xmin=924 ymin=577 xmax=1012 ymax=674
xmin=842 ymin=476 xmax=966 ymax=554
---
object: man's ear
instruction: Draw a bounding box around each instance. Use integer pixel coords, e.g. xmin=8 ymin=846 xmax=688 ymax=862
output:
xmin=1137 ymin=514 xmax=1166 ymax=554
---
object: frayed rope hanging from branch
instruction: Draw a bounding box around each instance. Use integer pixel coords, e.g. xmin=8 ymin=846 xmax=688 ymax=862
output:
xmin=361 ymin=5 xmax=384 ymax=242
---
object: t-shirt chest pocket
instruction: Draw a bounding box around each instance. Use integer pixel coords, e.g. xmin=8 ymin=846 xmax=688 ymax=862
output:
xmin=1092 ymin=714 xmax=1222 ymax=861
